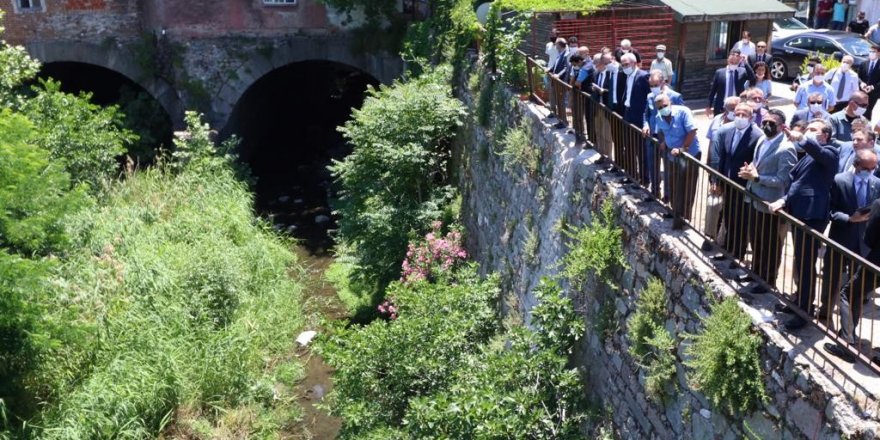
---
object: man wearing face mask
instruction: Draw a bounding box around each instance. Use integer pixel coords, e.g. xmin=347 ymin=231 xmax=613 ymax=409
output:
xmin=642 ymin=70 xmax=683 ymax=193
xmin=732 ymin=31 xmax=756 ymax=60
xmin=709 ymin=103 xmax=762 ymax=263
xmin=739 ymin=109 xmax=797 ymax=293
xmin=858 ymin=46 xmax=880 ymax=116
xmin=707 ymin=49 xmax=755 ymax=116
xmin=828 ymin=91 xmax=870 ymax=142
xmin=828 ymin=56 xmax=860 ymax=113
xmin=614 ymin=39 xmax=641 ymax=63
xmin=790 ymin=56 xmax=821 ymax=92
xmin=707 ymin=97 xmax=740 ymax=145
xmin=794 ymin=64 xmax=835 ymax=111
xmin=618 ymin=53 xmax=650 ymax=127
xmin=748 ymin=41 xmax=771 ymax=66
xmin=790 ymin=92 xmax=832 ymax=126
xmin=817 ymin=149 xmax=880 ymax=342
xmin=650 ymin=44 xmax=674 ymax=85
xmin=769 ymin=119 xmax=840 ymax=331
xmin=743 ymin=87 xmax=767 ymax=125
xmin=654 ymin=94 xmax=700 ymax=222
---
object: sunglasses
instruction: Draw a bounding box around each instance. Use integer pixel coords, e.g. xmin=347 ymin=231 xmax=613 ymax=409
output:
xmin=808 ymin=101 xmax=823 ymax=104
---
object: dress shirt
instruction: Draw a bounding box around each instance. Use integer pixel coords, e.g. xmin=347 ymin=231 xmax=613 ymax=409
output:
xmin=624 ymin=70 xmax=636 ymax=108
xmin=655 ymin=106 xmax=700 ymax=156
xmin=733 ymin=40 xmax=756 ymax=58
xmin=794 ymin=81 xmax=836 ymax=110
xmin=829 ymin=68 xmax=859 ymax=102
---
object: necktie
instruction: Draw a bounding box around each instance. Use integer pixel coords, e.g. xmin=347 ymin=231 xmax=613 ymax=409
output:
xmin=837 ymin=71 xmax=847 ymax=100
xmin=871 ymin=61 xmax=876 ymax=75
xmin=726 ymin=70 xmax=735 ymax=97
xmin=731 ymin=130 xmax=742 ymax=154
xmin=599 ymin=72 xmax=605 ymax=89
xmin=858 ymin=179 xmax=867 ymax=208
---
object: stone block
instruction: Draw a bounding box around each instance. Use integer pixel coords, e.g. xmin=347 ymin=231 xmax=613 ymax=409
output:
xmin=744 ymin=412 xmax=781 ymax=440
xmin=788 ymin=399 xmax=822 ymax=438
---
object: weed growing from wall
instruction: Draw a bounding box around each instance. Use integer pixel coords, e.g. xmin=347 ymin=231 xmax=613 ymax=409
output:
xmin=627 ymin=278 xmax=677 ymax=402
xmin=560 ymin=199 xmax=626 ymax=292
xmin=498 ymin=119 xmax=539 ymax=177
xmin=687 ymin=296 xmax=767 ymax=415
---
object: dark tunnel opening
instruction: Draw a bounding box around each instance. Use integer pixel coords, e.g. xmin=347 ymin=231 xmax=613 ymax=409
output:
xmin=36 ymin=62 xmax=174 ymax=163
xmin=225 ymin=61 xmax=378 ymax=255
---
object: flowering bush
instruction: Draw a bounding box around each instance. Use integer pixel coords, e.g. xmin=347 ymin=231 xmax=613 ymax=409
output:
xmin=377 ymin=299 xmax=398 ymax=320
xmin=401 ymin=221 xmax=468 ymax=283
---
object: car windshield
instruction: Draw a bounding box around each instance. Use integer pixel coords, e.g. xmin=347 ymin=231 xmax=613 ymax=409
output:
xmin=837 ymin=36 xmax=877 ymax=57
xmin=776 ymin=18 xmax=808 ymax=30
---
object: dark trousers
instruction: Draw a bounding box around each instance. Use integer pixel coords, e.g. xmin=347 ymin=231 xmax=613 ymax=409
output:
xmin=839 ymin=264 xmax=878 ymax=336
xmin=667 ymin=151 xmax=701 ymax=222
xmin=749 ymin=208 xmax=783 ymax=285
xmin=793 ymin=219 xmax=830 ymax=314
xmin=722 ymin=188 xmax=749 ymax=261
xmin=643 ymin=137 xmax=660 ymax=195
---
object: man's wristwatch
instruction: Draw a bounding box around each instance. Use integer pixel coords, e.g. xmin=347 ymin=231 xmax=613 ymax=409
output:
xmin=753 ymin=175 xmax=760 ymax=183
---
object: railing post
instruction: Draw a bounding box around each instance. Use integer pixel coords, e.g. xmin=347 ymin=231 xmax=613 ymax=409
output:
xmin=526 ymin=55 xmax=535 ymax=103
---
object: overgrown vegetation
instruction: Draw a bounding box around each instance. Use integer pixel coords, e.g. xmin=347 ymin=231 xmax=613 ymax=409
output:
xmin=329 ymin=65 xmax=467 ymax=293
xmin=687 ymin=297 xmax=767 ymax=415
xmin=627 ymin=278 xmax=677 ymax=401
xmin=498 ymin=119 xmax=539 ymax=176
xmin=560 ymin=199 xmax=627 ymax=291
xmin=0 ymin=25 xmax=308 ymax=437
xmin=320 ymin=268 xmax=588 ymax=439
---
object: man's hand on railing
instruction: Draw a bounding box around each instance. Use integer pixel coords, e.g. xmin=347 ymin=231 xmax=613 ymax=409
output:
xmin=768 ymin=199 xmax=785 ymax=213
xmin=670 ymin=147 xmax=681 ymax=156
xmin=704 ymin=107 xmax=713 ymax=117
xmin=642 ymin=126 xmax=651 ymax=137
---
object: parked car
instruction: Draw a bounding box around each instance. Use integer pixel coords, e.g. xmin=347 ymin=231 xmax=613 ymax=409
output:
xmin=769 ymin=30 xmax=880 ymax=80
xmin=772 ymin=17 xmax=811 ymax=41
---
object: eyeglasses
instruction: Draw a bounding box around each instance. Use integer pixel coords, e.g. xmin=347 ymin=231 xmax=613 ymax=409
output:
xmin=808 ymin=101 xmax=823 ymax=104
xmin=757 ymin=45 xmax=766 ymax=48
xmin=750 ymin=97 xmax=764 ymax=103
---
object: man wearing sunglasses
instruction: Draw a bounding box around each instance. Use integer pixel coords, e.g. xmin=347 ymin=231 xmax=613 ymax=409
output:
xmin=829 ymin=91 xmax=870 ymax=142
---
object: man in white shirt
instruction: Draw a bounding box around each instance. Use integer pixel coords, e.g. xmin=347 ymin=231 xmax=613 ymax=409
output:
xmin=828 ymin=55 xmax=861 ymax=112
xmin=733 ymin=30 xmax=756 ymax=60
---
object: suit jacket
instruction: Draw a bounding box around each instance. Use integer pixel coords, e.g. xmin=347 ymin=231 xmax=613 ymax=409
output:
xmin=748 ymin=53 xmax=772 ymax=66
xmin=829 ymin=172 xmax=880 ymax=254
xmin=858 ymin=59 xmax=880 ymax=90
xmin=613 ymin=48 xmax=641 ymax=63
xmin=591 ymin=69 xmax=614 ymax=107
xmin=709 ymin=122 xmax=762 ymax=185
xmin=863 ymin=198 xmax=880 ymax=263
xmin=746 ymin=133 xmax=797 ymax=211
xmin=619 ymin=69 xmax=650 ymax=125
xmin=549 ymin=50 xmax=571 ymax=81
xmin=784 ymin=139 xmax=840 ymax=221
xmin=708 ymin=65 xmax=755 ymax=114
xmin=789 ymin=108 xmax=831 ymax=126
xmin=836 ymin=142 xmax=880 ymax=173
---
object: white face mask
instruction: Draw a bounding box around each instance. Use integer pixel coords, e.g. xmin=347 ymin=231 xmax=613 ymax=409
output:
xmin=813 ymin=74 xmax=825 ymax=83
xmin=656 ymin=52 xmax=665 ymax=60
xmin=809 ymin=103 xmax=824 ymax=113
xmin=753 ymin=102 xmax=764 ymax=110
xmin=841 ymin=63 xmax=851 ymax=72
xmin=623 ymin=66 xmax=634 ymax=75
xmin=854 ymin=106 xmax=868 ymax=117
xmin=734 ymin=116 xmax=750 ymax=130
xmin=726 ymin=111 xmax=736 ymax=121
xmin=650 ymin=86 xmax=662 ymax=95
xmin=807 ymin=65 xmax=815 ymax=74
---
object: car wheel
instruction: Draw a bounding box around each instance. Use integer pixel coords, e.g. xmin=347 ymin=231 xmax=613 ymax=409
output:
xmin=770 ymin=59 xmax=788 ymax=80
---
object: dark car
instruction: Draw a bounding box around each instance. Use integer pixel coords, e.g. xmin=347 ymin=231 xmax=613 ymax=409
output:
xmin=769 ymin=30 xmax=880 ymax=80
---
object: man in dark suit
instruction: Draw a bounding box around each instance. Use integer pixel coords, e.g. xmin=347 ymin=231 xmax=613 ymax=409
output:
xmin=709 ymin=102 xmax=762 ymax=262
xmin=619 ymin=53 xmax=650 ymax=127
xmin=739 ymin=109 xmax=797 ymax=292
xmin=707 ymin=49 xmax=755 ymax=116
xmin=747 ymin=41 xmax=772 ymax=66
xmin=589 ymin=55 xmax=614 ymax=158
xmin=547 ymin=38 xmax=571 ymax=120
xmin=858 ymin=46 xmax=880 ymax=116
xmin=819 ymin=149 xmax=880 ymax=324
xmin=769 ymin=119 xmax=840 ymax=330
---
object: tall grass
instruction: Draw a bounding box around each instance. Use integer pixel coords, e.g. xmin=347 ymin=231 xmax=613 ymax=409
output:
xmin=24 ymin=166 xmax=306 ymax=439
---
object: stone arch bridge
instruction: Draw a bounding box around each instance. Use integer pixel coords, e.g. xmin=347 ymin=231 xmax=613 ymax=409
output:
xmin=24 ymin=35 xmax=401 ymax=131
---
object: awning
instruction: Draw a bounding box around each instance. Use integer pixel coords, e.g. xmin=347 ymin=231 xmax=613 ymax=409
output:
xmin=657 ymin=0 xmax=795 ymax=23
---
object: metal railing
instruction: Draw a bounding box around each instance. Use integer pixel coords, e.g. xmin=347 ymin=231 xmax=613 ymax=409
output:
xmin=521 ymin=49 xmax=880 ymax=370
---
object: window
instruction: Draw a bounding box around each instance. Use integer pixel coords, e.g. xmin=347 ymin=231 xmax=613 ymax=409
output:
xmin=708 ymin=21 xmax=730 ymax=61
xmin=785 ymin=36 xmax=814 ymax=50
xmin=813 ymin=38 xmax=839 ymax=55
xmin=263 ymin=0 xmax=296 ymax=4
xmin=14 ymin=0 xmax=44 ymax=11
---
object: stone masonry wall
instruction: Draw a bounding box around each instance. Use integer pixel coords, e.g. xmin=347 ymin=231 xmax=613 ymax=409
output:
xmin=458 ymin=74 xmax=880 ymax=439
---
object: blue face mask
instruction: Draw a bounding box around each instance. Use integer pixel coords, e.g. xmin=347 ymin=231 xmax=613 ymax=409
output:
xmin=659 ymin=106 xmax=672 ymax=117
xmin=857 ymin=169 xmax=872 ymax=180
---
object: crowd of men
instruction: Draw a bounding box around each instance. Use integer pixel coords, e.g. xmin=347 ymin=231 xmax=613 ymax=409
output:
xmin=543 ymin=28 xmax=880 ymax=363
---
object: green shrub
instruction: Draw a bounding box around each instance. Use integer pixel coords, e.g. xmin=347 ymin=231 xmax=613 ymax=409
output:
xmin=627 ymin=278 xmax=677 ymax=402
xmin=319 ymin=265 xmax=500 ymax=437
xmin=498 ymin=120 xmax=539 ymax=176
xmin=0 ymin=110 xmax=90 ymax=255
xmin=20 ymin=79 xmax=137 ymax=187
xmin=330 ymin=65 xmax=467 ymax=290
xmin=687 ymin=297 xmax=767 ymax=415
xmin=560 ymin=199 xmax=627 ymax=291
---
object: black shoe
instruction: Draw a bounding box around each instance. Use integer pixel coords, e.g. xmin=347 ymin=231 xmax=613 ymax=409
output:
xmin=748 ymin=285 xmax=769 ymax=294
xmin=823 ymin=343 xmax=855 ymax=363
xmin=700 ymin=240 xmax=714 ymax=252
xmin=553 ymin=122 xmax=567 ymax=129
xmin=547 ymin=113 xmax=557 ymax=119
xmin=728 ymin=261 xmax=738 ymax=269
xmin=784 ymin=316 xmax=807 ymax=331
xmin=774 ymin=303 xmax=794 ymax=313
